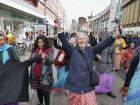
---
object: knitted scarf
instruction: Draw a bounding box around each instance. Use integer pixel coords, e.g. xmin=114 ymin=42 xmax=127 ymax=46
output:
xmin=0 ymin=43 xmax=11 ymax=64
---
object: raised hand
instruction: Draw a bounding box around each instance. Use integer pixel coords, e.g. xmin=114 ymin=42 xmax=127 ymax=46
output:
xmin=112 ymin=25 xmax=121 ymax=38
xmin=54 ymin=18 xmax=63 ymax=33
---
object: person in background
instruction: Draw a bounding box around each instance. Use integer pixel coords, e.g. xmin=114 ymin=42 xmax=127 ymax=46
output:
xmin=88 ymin=32 xmax=97 ymax=47
xmin=122 ymin=42 xmax=136 ymax=72
xmin=114 ymin=35 xmax=126 ymax=72
xmin=95 ymin=33 xmax=116 ymax=98
xmin=30 ymin=35 xmax=54 ymax=105
xmin=123 ymin=34 xmax=131 ymax=49
xmin=135 ymin=33 xmax=140 ymax=47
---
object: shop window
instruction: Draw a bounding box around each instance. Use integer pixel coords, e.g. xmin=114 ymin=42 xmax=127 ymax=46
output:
xmin=3 ymin=19 xmax=12 ymax=32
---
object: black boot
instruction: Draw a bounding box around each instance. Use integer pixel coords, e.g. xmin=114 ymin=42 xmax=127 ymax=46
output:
xmin=107 ymin=91 xmax=116 ymax=98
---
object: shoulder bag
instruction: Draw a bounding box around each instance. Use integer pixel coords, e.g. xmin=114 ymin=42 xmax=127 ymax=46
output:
xmin=79 ymin=51 xmax=100 ymax=86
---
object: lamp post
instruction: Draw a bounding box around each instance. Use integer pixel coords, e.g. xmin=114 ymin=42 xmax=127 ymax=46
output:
xmin=44 ymin=0 xmax=47 ymax=19
xmin=43 ymin=0 xmax=48 ymax=35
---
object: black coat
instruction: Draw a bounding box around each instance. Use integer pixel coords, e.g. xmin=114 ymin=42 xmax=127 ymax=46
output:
xmin=0 ymin=55 xmax=42 ymax=104
xmin=124 ymin=55 xmax=139 ymax=87
xmin=89 ymin=35 xmax=97 ymax=47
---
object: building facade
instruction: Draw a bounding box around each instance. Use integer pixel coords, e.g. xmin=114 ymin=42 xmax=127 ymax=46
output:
xmin=0 ymin=0 xmax=65 ymax=38
xmin=71 ymin=19 xmax=77 ymax=32
xmin=88 ymin=6 xmax=110 ymax=33
xmin=78 ymin=17 xmax=88 ymax=31
xmin=88 ymin=0 xmax=119 ymax=33
xmin=121 ymin=0 xmax=140 ymax=32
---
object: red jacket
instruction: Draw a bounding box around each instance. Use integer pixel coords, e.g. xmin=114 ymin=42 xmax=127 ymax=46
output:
xmin=122 ymin=48 xmax=136 ymax=69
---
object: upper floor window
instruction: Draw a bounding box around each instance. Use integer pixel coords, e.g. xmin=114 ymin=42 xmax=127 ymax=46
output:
xmin=24 ymin=0 xmax=38 ymax=7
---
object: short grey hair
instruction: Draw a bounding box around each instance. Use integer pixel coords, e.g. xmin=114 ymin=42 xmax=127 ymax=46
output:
xmin=76 ymin=32 xmax=89 ymax=44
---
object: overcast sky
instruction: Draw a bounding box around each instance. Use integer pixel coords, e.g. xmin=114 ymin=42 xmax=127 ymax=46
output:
xmin=59 ymin=0 xmax=112 ymax=21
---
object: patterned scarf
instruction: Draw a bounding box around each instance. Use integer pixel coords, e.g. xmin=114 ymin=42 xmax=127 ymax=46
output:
xmin=32 ymin=48 xmax=43 ymax=80
xmin=32 ymin=48 xmax=52 ymax=80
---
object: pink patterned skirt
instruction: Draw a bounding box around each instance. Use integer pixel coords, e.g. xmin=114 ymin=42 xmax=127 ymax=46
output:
xmin=68 ymin=91 xmax=97 ymax=105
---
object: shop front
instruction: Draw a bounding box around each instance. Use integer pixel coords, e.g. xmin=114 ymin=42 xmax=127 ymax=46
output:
xmin=0 ymin=8 xmax=35 ymax=39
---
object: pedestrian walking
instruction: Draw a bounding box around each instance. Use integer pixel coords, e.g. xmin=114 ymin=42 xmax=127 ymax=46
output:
xmin=54 ymin=18 xmax=120 ymax=105
xmin=30 ymin=35 xmax=54 ymax=105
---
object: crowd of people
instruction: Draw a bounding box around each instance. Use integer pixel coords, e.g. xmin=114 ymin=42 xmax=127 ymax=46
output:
xmin=0 ymin=18 xmax=140 ymax=105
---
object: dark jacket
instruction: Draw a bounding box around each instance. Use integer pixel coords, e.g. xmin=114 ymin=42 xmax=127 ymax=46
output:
xmin=124 ymin=55 xmax=139 ymax=87
xmin=89 ymin=35 xmax=97 ymax=47
xmin=95 ymin=45 xmax=114 ymax=73
xmin=0 ymin=46 xmax=42 ymax=104
xmin=58 ymin=32 xmax=115 ymax=94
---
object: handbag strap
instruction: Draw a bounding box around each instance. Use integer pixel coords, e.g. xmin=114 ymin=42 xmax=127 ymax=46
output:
xmin=78 ymin=50 xmax=93 ymax=74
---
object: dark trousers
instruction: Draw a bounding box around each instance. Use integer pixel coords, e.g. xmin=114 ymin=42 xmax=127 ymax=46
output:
xmin=37 ymin=89 xmax=50 ymax=105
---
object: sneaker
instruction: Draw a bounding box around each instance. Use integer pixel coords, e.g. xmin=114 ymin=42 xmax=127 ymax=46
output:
xmin=107 ymin=92 xmax=116 ymax=98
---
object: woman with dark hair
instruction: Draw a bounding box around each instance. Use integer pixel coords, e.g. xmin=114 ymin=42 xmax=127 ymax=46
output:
xmin=34 ymin=35 xmax=50 ymax=51
xmin=30 ymin=35 xmax=54 ymax=105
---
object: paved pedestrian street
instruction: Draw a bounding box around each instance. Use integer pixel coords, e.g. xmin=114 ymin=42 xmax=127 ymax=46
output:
xmin=0 ymin=0 xmax=139 ymax=105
